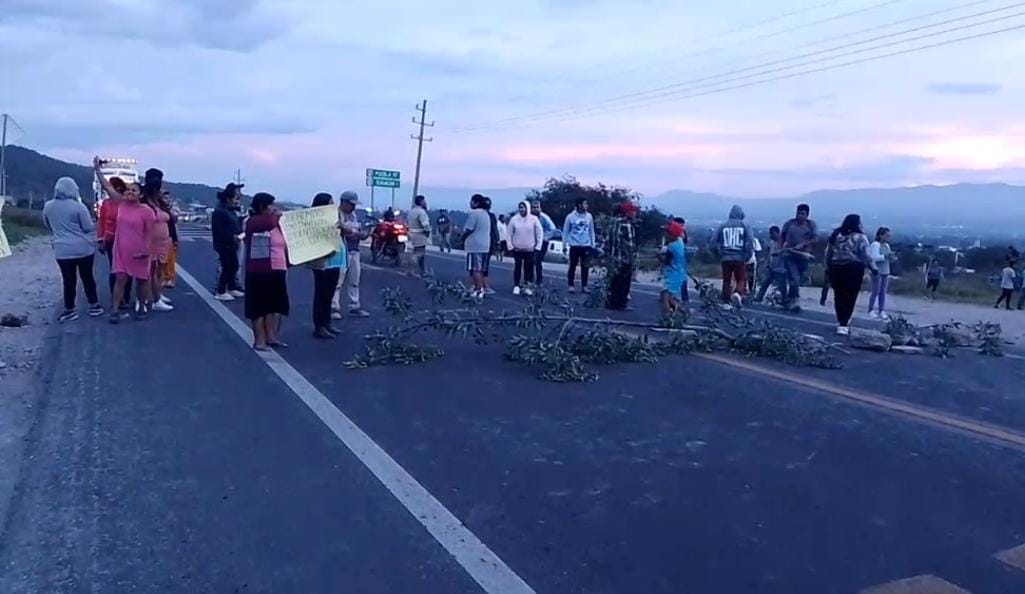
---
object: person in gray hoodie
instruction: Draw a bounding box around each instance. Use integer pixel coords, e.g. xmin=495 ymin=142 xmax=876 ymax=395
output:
xmin=711 ymin=204 xmax=754 ymax=307
xmin=42 ymin=177 xmax=102 ymax=322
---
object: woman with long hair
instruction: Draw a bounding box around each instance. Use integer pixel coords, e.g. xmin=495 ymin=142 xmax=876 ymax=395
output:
xmin=97 ymin=174 xmax=132 ymax=309
xmin=244 ymin=192 xmax=290 ymax=351
xmin=308 ymin=192 xmax=343 ymax=339
xmin=824 ymin=214 xmax=877 ymax=335
xmin=148 ymin=187 xmax=175 ymax=312
xmin=867 ymin=226 xmax=893 ymax=319
xmin=163 ymin=193 xmax=180 ymax=289
xmin=94 ymin=158 xmax=156 ymax=323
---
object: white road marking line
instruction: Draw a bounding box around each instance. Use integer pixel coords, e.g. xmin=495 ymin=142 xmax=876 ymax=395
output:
xmin=860 ymin=574 xmax=973 ymax=593
xmin=176 ymin=266 xmax=535 ymax=594
xmin=995 ymin=543 xmax=1025 ymax=572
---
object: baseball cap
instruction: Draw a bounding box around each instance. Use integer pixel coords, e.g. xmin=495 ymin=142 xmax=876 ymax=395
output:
xmin=224 ymin=182 xmax=245 ymax=195
xmin=339 ymin=190 xmax=360 ymax=204
xmin=663 ymin=220 xmax=685 ymax=238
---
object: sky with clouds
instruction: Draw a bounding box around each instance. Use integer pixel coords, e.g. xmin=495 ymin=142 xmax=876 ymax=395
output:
xmin=1 ymin=0 xmax=1023 ymax=200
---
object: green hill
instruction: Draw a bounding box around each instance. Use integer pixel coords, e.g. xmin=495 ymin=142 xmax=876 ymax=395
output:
xmin=2 ymin=145 xmax=223 ymax=208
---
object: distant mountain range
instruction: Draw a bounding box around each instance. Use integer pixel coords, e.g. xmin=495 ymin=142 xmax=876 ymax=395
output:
xmin=1 ymin=145 xmax=223 ymax=207
xmin=3 ymin=145 xmax=1022 ymax=233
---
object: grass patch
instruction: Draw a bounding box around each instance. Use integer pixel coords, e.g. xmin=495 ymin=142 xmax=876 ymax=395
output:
xmin=2 ymin=205 xmax=48 ymax=247
xmin=5 ymin=223 xmax=47 ymax=246
xmin=890 ymin=273 xmax=997 ymax=306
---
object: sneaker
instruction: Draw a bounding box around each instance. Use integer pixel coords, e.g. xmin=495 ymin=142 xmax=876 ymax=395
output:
xmin=135 ymin=310 xmax=148 ymax=322
xmin=512 ymin=286 xmax=521 ymax=296
xmin=472 ymin=289 xmax=485 ymax=301
xmin=878 ymin=311 xmax=890 ymax=321
xmin=108 ymin=312 xmax=120 ymax=325
xmin=152 ymin=300 xmax=174 ymax=312
xmin=214 ymin=293 xmax=235 ymax=302
xmin=568 ymin=285 xmax=576 ymax=294
xmin=88 ymin=305 xmax=105 ymax=317
xmin=837 ymin=326 xmax=850 ymax=336
xmin=348 ymin=308 xmax=371 ymax=318
xmin=868 ymin=310 xmax=879 ymax=319
xmin=730 ymin=293 xmax=743 ymax=310
xmin=229 ymin=290 xmax=246 ymax=298
xmin=57 ymin=310 xmax=79 ymax=324
xmin=483 ymin=287 xmax=496 ymax=295
xmin=331 ymin=311 xmax=343 ymax=320
xmin=523 ymin=287 xmax=534 ymax=296
xmin=159 ymin=295 xmax=173 ymax=305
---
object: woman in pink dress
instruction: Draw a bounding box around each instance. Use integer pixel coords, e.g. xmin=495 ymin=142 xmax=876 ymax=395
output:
xmin=148 ymin=193 xmax=173 ymax=312
xmin=94 ymin=158 xmax=156 ymax=323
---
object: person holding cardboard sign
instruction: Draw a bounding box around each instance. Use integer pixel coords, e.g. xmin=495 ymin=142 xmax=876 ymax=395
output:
xmin=307 ymin=193 xmax=345 ymax=339
xmin=244 ymin=193 xmax=290 ymax=351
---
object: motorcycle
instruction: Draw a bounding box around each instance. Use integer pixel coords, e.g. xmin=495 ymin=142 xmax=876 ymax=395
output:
xmin=370 ymin=220 xmax=408 ymax=265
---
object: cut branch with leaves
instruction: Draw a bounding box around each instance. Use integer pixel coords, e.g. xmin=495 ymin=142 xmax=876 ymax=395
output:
xmin=344 ymin=277 xmax=849 ymax=382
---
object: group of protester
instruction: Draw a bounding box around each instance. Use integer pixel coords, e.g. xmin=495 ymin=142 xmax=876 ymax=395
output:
xmin=207 ymin=186 xmax=370 ymax=347
xmin=39 ymin=159 xmax=178 ymax=325
xmin=993 ymin=256 xmax=1025 ymax=311
xmin=705 ymin=203 xmax=908 ymax=334
xmin=40 ymin=169 xmax=1003 ymax=344
xmin=458 ymin=195 xmax=591 ymax=300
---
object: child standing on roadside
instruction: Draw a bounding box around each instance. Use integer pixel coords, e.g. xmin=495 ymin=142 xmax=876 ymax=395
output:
xmin=925 ymin=258 xmax=943 ymax=300
xmin=659 ymin=220 xmax=687 ymax=314
xmin=867 ymin=226 xmax=893 ymax=319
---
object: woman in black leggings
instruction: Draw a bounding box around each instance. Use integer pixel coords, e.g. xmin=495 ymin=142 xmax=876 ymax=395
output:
xmin=824 ymin=214 xmax=877 ymax=336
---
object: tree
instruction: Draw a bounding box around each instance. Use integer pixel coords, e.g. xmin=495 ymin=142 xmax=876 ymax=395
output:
xmin=527 ymin=176 xmax=637 ymax=228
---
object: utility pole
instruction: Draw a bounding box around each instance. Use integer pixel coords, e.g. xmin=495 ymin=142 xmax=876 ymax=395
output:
xmin=233 ymin=168 xmax=244 ymax=186
xmin=0 ymin=114 xmax=8 ymax=197
xmin=410 ymin=100 xmax=434 ymax=205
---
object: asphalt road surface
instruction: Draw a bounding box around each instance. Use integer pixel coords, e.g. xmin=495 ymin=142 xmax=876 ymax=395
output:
xmin=3 ymin=229 xmax=1025 ymax=594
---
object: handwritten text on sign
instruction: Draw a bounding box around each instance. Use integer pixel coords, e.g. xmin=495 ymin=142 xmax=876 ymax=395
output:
xmin=279 ymin=205 xmax=340 ymax=265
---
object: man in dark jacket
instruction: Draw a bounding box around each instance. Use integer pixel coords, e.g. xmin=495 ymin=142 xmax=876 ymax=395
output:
xmin=711 ymin=204 xmax=754 ymax=307
xmin=211 ymin=183 xmax=245 ymax=300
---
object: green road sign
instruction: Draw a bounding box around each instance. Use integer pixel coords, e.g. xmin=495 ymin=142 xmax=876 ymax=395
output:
xmin=366 ymin=168 xmax=401 ymax=188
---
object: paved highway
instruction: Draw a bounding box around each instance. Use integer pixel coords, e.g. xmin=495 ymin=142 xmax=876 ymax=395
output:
xmin=2 ymin=230 xmax=1025 ymax=593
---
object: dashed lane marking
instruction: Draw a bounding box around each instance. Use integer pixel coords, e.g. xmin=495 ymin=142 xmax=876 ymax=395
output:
xmin=176 ymin=265 xmax=536 ymax=594
xmin=860 ymin=574 xmax=973 ymax=594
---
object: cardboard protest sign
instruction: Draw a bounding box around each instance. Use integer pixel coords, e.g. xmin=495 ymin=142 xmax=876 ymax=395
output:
xmin=0 ymin=196 xmax=12 ymax=260
xmin=278 ymin=205 xmax=340 ymax=265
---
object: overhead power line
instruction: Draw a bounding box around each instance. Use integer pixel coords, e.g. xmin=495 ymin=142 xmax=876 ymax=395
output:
xmin=589 ymin=0 xmax=888 ymax=83
xmin=468 ymin=21 xmax=1025 ymax=134
xmin=452 ymin=4 xmax=1024 ymax=133
xmin=470 ymin=0 xmax=914 ymax=126
xmin=596 ymin=0 xmax=998 ymax=105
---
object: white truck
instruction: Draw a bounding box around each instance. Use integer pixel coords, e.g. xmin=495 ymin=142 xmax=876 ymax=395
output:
xmin=92 ymin=157 xmax=138 ymax=211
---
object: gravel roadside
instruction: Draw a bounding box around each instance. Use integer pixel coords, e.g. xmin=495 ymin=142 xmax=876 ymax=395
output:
xmin=0 ymin=237 xmax=59 ymax=534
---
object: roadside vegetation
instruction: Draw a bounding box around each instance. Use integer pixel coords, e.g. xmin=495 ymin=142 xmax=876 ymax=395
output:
xmin=2 ymin=206 xmax=47 ymax=246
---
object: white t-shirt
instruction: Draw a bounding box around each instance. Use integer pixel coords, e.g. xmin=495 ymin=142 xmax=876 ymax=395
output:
xmin=748 ymin=237 xmax=762 ymax=265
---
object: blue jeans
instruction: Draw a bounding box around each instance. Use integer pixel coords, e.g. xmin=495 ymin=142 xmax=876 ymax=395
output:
xmin=784 ymin=253 xmax=808 ymax=304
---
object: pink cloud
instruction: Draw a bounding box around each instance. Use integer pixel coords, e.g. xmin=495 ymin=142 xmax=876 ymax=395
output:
xmin=501 ymin=142 xmax=724 ymax=163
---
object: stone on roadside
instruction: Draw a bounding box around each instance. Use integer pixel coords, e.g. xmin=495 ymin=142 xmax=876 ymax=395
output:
xmin=891 ymin=345 xmax=925 ymax=355
xmin=848 ymin=328 xmax=893 ymax=352
xmin=0 ymin=314 xmax=28 ymax=328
